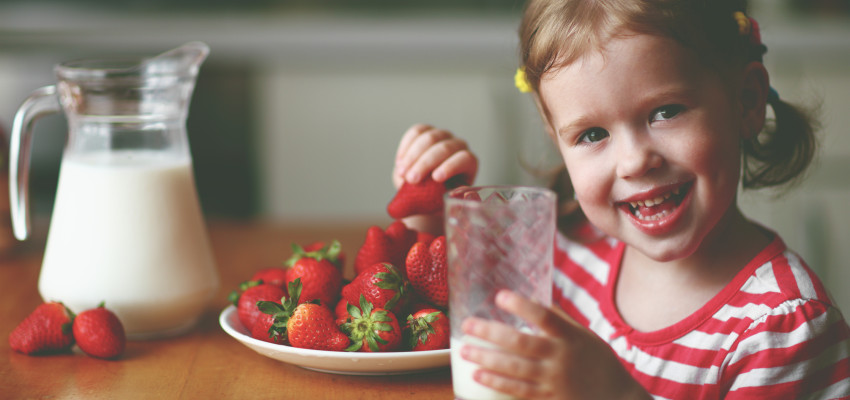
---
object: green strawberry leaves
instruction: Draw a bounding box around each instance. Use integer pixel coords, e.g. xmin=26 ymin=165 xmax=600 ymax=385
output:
xmin=343 ymin=295 xmax=394 ymax=352
xmin=285 ymin=240 xmax=342 ymax=267
xmin=405 ymin=311 xmax=440 ymax=348
xmin=257 ymin=278 xmax=305 ymax=340
xmin=372 ymin=264 xmax=407 ymax=311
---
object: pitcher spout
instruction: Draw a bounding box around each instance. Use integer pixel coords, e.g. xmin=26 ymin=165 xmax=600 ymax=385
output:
xmin=142 ymin=41 xmax=210 ymax=77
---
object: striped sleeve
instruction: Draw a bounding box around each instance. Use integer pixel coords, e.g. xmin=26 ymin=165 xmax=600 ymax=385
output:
xmin=721 ymin=299 xmax=850 ymax=399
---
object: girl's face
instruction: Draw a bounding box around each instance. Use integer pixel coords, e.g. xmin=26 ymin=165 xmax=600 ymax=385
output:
xmin=539 ymin=33 xmax=746 ymax=262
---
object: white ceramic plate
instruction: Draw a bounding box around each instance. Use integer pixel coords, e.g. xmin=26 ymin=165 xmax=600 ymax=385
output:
xmin=219 ymin=305 xmax=450 ymax=375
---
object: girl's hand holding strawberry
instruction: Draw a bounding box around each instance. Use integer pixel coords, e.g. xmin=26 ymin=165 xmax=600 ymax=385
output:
xmin=393 ymin=124 xmax=478 ymax=190
xmin=392 ymin=124 xmax=478 ymax=234
xmin=460 ymin=290 xmax=651 ymax=400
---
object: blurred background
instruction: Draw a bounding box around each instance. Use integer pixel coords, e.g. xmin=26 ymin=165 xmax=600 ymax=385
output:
xmin=0 ymin=0 xmax=848 ymax=308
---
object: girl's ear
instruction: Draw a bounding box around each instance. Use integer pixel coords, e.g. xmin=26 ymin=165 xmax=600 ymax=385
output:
xmin=740 ymin=62 xmax=770 ymax=139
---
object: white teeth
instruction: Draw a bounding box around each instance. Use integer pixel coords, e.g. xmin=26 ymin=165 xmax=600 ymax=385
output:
xmin=628 ymin=191 xmax=674 ymax=209
xmin=634 ymin=208 xmax=672 ymax=221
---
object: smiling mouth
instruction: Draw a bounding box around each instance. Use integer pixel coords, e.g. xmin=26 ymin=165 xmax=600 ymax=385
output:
xmin=622 ymin=183 xmax=692 ymax=221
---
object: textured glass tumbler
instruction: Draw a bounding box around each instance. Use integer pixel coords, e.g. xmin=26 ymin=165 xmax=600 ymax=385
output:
xmin=446 ymin=186 xmax=556 ymax=400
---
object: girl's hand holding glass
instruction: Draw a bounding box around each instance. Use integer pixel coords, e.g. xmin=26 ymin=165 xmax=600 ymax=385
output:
xmin=460 ymin=290 xmax=651 ymax=400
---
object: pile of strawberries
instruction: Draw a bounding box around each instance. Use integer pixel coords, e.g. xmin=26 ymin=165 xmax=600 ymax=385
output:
xmin=9 ymin=301 xmax=126 ymax=359
xmin=230 ymin=177 xmax=452 ymax=352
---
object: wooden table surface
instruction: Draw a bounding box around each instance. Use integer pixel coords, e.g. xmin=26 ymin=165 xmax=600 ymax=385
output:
xmin=0 ymin=220 xmax=454 ymax=399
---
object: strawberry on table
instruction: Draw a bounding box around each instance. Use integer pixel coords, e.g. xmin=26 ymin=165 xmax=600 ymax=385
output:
xmin=285 ymin=240 xmax=343 ymax=307
xmin=405 ymin=308 xmax=449 ymax=351
xmin=258 ymin=278 xmax=349 ymax=351
xmin=9 ymin=302 xmax=75 ymax=355
xmin=342 ymin=262 xmax=410 ymax=315
xmin=343 ymin=295 xmax=403 ymax=352
xmin=405 ymin=236 xmax=449 ymax=308
xmin=232 ymin=282 xmax=286 ymax=332
xmin=73 ymin=303 xmax=126 ymax=359
xmin=353 ymin=221 xmax=416 ymax=276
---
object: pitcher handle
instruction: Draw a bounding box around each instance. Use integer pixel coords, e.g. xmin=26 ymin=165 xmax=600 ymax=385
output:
xmin=9 ymin=85 xmax=60 ymax=241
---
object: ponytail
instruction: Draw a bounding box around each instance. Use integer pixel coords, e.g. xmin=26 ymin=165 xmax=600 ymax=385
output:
xmin=741 ymin=96 xmax=819 ymax=190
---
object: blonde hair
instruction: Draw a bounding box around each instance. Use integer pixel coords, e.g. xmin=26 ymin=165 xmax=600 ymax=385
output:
xmin=519 ymin=0 xmax=818 ymax=230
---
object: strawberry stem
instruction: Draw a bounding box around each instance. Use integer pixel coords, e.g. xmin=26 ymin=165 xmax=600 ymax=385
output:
xmin=285 ymin=240 xmax=342 ymax=266
xmin=257 ymin=278 xmax=304 ymax=341
xmin=343 ymin=295 xmax=390 ymax=352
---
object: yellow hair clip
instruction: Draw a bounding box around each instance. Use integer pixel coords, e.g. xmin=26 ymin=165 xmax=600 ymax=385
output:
xmin=514 ymin=67 xmax=533 ymax=93
xmin=733 ymin=11 xmax=751 ymax=36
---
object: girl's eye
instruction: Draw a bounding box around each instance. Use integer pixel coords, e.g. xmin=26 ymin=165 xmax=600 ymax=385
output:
xmin=650 ymin=104 xmax=685 ymax=122
xmin=577 ymin=128 xmax=609 ymax=144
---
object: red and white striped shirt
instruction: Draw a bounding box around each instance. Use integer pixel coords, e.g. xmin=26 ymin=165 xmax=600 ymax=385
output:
xmin=554 ymin=230 xmax=850 ymax=399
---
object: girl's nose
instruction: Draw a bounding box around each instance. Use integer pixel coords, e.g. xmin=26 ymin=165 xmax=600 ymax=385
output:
xmin=615 ymin=134 xmax=663 ymax=179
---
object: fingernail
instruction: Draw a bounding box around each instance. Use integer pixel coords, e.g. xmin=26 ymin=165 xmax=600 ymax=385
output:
xmin=406 ymin=171 xmax=420 ymax=183
xmin=461 ymin=317 xmax=477 ymax=334
xmin=460 ymin=344 xmax=472 ymax=359
xmin=495 ymin=290 xmax=513 ymax=306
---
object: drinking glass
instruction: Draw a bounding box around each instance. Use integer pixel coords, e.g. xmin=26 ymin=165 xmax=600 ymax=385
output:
xmin=445 ymin=185 xmax=556 ymax=400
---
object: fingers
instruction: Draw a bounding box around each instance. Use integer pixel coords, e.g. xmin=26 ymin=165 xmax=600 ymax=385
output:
xmin=471 ymin=365 xmax=551 ymax=400
xmin=460 ymin=337 xmax=547 ymax=380
xmin=393 ymin=124 xmax=477 ymax=186
xmin=495 ymin=290 xmax=579 ymax=337
xmin=460 ymin=291 xmax=650 ymax=400
xmin=434 ymin=150 xmax=477 ymax=185
xmin=461 ymin=317 xmax=553 ymax=359
xmin=460 ymin=321 xmax=554 ymax=399
xmin=395 ymin=124 xmax=430 ymax=164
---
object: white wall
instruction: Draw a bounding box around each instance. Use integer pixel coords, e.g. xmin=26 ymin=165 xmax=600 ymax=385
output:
xmin=740 ymin=2 xmax=850 ymax=312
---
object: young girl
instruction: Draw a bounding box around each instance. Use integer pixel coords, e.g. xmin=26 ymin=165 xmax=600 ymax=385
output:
xmin=393 ymin=0 xmax=850 ymax=399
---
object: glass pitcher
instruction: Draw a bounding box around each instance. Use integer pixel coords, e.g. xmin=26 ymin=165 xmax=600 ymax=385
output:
xmin=9 ymin=42 xmax=220 ymax=339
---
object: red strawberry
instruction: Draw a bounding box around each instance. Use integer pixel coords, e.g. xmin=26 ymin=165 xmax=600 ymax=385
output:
xmin=250 ymin=267 xmax=288 ymax=288
xmin=387 ymin=176 xmax=447 ymax=219
xmin=385 ymin=220 xmax=418 ymax=270
xmin=9 ymin=302 xmax=75 ymax=355
xmin=334 ymin=299 xmax=354 ymax=327
xmin=285 ymin=240 xmax=343 ymax=307
xmin=353 ymin=221 xmax=416 ymax=276
xmin=416 ymin=231 xmax=437 ymax=245
xmin=259 ymin=278 xmax=349 ymax=351
xmin=73 ymin=303 xmax=126 ymax=359
xmin=343 ymin=295 xmax=403 ymax=352
xmin=302 ymin=241 xmax=346 ymax=270
xmin=342 ymin=263 xmax=409 ymax=315
xmin=250 ymin=311 xmax=286 ymax=344
xmin=287 ymin=303 xmax=349 ymax=351
xmin=233 ymin=282 xmax=286 ymax=331
xmin=353 ymin=226 xmax=394 ymax=276
xmin=405 ymin=308 xmax=450 ymax=351
xmin=405 ymin=236 xmax=449 ymax=308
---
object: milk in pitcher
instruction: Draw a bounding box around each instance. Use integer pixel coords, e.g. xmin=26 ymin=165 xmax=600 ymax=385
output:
xmin=39 ymin=150 xmax=218 ymax=339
